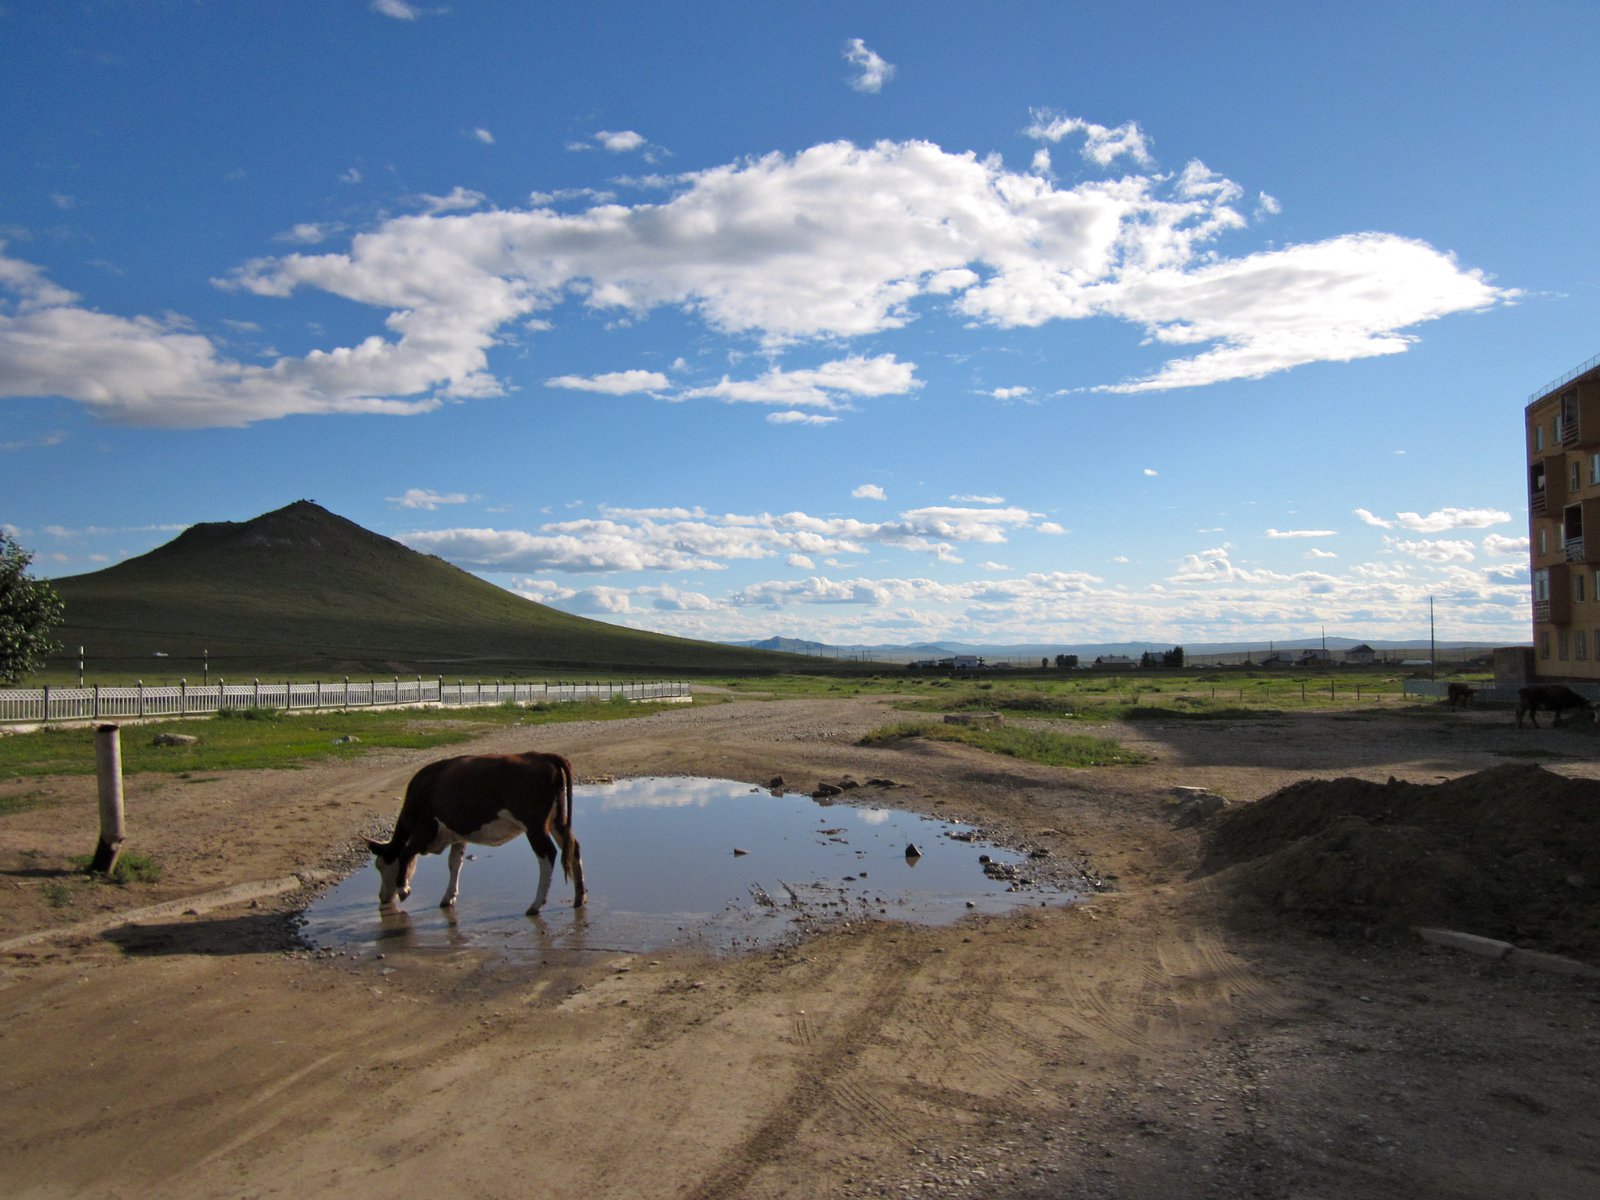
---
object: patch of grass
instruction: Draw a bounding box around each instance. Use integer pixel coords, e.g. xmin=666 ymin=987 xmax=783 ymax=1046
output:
xmin=860 ymin=720 xmax=1146 ymax=767
xmin=42 ymin=880 xmax=76 ymax=907
xmin=0 ymin=695 xmax=689 ymax=780
xmin=0 ymin=789 xmax=50 ymax=816
xmin=72 ymin=849 xmax=163 ymax=884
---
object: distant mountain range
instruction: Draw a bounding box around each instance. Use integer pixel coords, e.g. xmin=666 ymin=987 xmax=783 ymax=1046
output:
xmin=728 ymin=635 xmax=1513 ymax=665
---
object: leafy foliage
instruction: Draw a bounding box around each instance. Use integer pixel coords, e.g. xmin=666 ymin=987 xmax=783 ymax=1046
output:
xmin=0 ymin=532 xmax=64 ymax=684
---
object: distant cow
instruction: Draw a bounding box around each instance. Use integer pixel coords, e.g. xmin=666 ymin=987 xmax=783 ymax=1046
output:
xmin=367 ymin=751 xmax=585 ymax=914
xmin=1514 ymin=684 xmax=1595 ymax=729
xmin=1446 ymin=682 xmax=1476 ymax=709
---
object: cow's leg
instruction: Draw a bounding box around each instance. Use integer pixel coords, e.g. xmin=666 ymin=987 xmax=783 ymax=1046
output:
xmin=526 ymin=830 xmax=557 ymax=915
xmin=440 ymin=841 xmax=466 ymax=907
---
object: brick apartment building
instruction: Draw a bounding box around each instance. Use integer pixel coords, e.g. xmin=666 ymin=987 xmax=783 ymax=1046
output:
xmin=1527 ymin=353 xmax=1600 ymax=680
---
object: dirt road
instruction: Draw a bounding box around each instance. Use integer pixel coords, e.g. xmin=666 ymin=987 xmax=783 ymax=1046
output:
xmin=2 ymin=694 xmax=1598 ymax=1198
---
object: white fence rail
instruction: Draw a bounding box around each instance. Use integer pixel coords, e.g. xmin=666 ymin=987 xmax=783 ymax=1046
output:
xmin=0 ymin=678 xmax=691 ymax=725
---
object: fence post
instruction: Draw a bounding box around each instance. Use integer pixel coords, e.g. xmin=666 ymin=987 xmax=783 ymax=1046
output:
xmin=137 ymin=680 xmax=145 ymax=718
xmin=42 ymin=684 xmax=50 ymax=723
xmin=93 ymin=683 xmax=100 ymax=719
xmin=180 ymin=677 xmax=187 ymax=716
xmin=87 ymin=724 xmax=125 ymax=875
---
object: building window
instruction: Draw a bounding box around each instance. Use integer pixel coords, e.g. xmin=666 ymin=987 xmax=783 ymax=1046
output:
xmin=1541 ymin=631 xmax=1552 ymax=659
xmin=1534 ymin=568 xmax=1551 ymax=601
xmin=1579 ymin=631 xmax=1589 ymax=661
xmin=1572 ymin=462 xmax=1582 ymax=492
xmin=1590 ymin=453 xmax=1600 ymax=485
xmin=1536 ymin=424 xmax=1546 ymax=451
xmin=1539 ymin=528 xmax=1549 ymax=555
xmin=1578 ymin=574 xmax=1587 ymax=603
xmin=1560 ymin=630 xmax=1571 ymax=660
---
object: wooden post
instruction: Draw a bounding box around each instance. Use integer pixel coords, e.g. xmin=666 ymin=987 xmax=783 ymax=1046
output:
xmin=88 ymin=724 xmax=125 ymax=875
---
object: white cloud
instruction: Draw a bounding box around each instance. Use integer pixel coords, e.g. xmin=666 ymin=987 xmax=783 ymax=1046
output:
xmin=274 ymin=222 xmax=345 ymax=245
xmin=388 ymin=488 xmax=478 ymax=510
xmin=680 ymin=353 xmax=919 ymax=410
xmin=595 ymin=130 xmax=646 ymax=153
xmin=1266 ymin=527 xmax=1337 ymax=538
xmin=1025 ymin=108 xmax=1152 ymax=166
xmin=415 ymin=186 xmax=488 ymax=214
xmin=469 ymin=127 xmax=495 ymax=145
xmin=843 ymin=38 xmax=895 ymax=93
xmin=0 ymin=119 xmax=1512 ymax=429
xmin=989 ymin=385 xmax=1031 ymax=400
xmin=544 ymin=369 xmax=669 ymax=395
xmin=1357 ymin=506 xmax=1510 ymax=533
xmin=1482 ymin=533 xmax=1529 ymax=557
xmin=371 ymin=0 xmax=421 ymax=19
xmin=1306 ymin=548 xmax=1338 ymax=559
xmin=1143 ymin=468 xmax=1159 ymax=477
xmin=852 ymin=484 xmax=887 ymax=500
xmin=767 ymin=410 xmax=838 ymax=426
xmin=1387 ymin=536 xmax=1476 ymax=563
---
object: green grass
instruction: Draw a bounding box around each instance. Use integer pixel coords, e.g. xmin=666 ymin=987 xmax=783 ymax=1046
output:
xmin=0 ymin=696 xmax=671 ymax=780
xmin=74 ymin=849 xmax=163 ymax=884
xmin=860 ymin=720 xmax=1146 ymax=767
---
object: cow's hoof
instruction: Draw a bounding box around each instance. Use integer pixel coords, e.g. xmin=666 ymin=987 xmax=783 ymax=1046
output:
xmin=440 ymin=897 xmax=457 ymax=909
xmin=525 ymin=904 xmax=543 ymax=916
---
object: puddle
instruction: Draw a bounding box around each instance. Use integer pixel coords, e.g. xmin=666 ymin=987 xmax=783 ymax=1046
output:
xmin=302 ymin=776 xmax=1071 ymax=959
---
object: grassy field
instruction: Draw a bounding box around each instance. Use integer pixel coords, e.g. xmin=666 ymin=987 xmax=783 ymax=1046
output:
xmin=0 ymin=696 xmax=656 ymax=780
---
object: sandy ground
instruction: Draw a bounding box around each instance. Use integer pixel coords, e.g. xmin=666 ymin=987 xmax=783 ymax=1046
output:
xmin=2 ymin=692 xmax=1598 ymax=1199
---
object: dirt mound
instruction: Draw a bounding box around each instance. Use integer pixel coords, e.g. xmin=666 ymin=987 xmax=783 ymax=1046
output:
xmin=1198 ymin=763 xmax=1600 ymax=960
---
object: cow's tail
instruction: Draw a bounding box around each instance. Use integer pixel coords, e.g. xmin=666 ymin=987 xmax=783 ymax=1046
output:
xmin=556 ymin=754 xmax=576 ymax=884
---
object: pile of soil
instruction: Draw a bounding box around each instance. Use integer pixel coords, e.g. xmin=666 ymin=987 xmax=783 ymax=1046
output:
xmin=1198 ymin=763 xmax=1600 ymax=960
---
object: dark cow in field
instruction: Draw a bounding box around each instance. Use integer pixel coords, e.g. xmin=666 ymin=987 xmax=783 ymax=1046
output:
xmin=1514 ymin=684 xmax=1595 ymax=729
xmin=367 ymin=751 xmax=585 ymax=914
xmin=1446 ymin=682 xmax=1475 ymax=709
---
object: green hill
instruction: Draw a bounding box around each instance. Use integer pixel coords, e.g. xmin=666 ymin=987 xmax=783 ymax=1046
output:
xmin=48 ymin=501 xmax=804 ymax=677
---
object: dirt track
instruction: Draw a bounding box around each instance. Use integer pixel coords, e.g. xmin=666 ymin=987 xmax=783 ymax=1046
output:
xmin=3 ymin=693 xmax=1599 ymax=1199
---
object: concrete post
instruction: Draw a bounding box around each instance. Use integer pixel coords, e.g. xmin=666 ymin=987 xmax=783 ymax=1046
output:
xmin=87 ymin=724 xmax=125 ymax=875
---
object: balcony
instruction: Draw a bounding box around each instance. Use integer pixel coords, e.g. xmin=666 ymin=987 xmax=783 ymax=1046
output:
xmin=1568 ymin=538 xmax=1587 ymax=563
xmin=1532 ymin=487 xmax=1548 ymax=516
xmin=1535 ymin=598 xmax=1552 ymax=623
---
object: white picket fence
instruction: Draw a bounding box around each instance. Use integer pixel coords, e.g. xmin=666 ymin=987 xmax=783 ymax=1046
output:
xmin=0 ymin=677 xmax=691 ymax=725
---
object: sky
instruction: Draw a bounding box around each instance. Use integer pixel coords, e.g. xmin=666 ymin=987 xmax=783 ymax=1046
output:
xmin=4 ymin=0 xmax=1596 ymax=651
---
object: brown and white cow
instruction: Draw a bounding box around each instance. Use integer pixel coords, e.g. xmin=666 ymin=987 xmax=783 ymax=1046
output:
xmin=1514 ymin=684 xmax=1595 ymax=729
xmin=367 ymin=751 xmax=585 ymax=914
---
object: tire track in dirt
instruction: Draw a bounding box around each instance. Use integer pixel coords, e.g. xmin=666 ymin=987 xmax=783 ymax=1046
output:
xmin=682 ymin=941 xmax=925 ymax=1200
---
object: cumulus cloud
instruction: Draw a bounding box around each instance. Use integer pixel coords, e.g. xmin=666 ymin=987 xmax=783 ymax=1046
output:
xmin=1482 ymin=533 xmax=1529 ymax=557
xmin=989 ymin=386 xmax=1031 ymax=400
xmin=1266 ymin=528 xmax=1337 ymax=538
xmin=387 ymin=488 xmax=478 ymax=510
xmin=371 ymin=0 xmax=422 ymax=19
xmin=1356 ymin=506 xmax=1510 ymax=532
xmin=1387 ymin=536 xmax=1476 ymax=563
xmin=400 ymin=502 xmax=1055 ymax=575
xmin=679 ymin=354 xmax=919 ymax=410
xmin=852 ymin=484 xmax=887 ymax=500
xmin=1025 ymin=108 xmax=1153 ymax=166
xmin=843 ymin=38 xmax=895 ymax=93
xmin=0 ymin=117 xmax=1513 ymax=429
xmin=544 ymin=369 xmax=669 ymax=395
xmin=595 ymin=130 xmax=646 ymax=152
xmin=469 ymin=127 xmax=495 ymax=145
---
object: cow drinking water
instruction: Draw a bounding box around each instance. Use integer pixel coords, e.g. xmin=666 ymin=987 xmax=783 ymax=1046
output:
xmin=367 ymin=751 xmax=585 ymax=914
xmin=1514 ymin=684 xmax=1595 ymax=729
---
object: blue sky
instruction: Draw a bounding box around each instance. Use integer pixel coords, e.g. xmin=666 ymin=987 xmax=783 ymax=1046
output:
xmin=3 ymin=0 xmax=1594 ymax=649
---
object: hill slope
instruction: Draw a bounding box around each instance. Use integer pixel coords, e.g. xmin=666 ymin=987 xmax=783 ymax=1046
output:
xmin=49 ymin=501 xmax=799 ymax=675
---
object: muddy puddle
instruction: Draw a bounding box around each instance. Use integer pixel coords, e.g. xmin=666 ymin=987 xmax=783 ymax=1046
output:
xmin=302 ymin=776 xmax=1071 ymax=959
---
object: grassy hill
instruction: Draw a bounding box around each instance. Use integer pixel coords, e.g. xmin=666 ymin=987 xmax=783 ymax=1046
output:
xmin=47 ymin=501 xmax=808 ymax=678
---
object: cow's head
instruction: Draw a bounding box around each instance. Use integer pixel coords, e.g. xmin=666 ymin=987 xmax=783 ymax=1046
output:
xmin=366 ymin=838 xmax=418 ymax=906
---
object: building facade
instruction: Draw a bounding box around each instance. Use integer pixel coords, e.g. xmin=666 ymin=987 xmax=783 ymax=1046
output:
xmin=1527 ymin=354 xmax=1600 ymax=681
